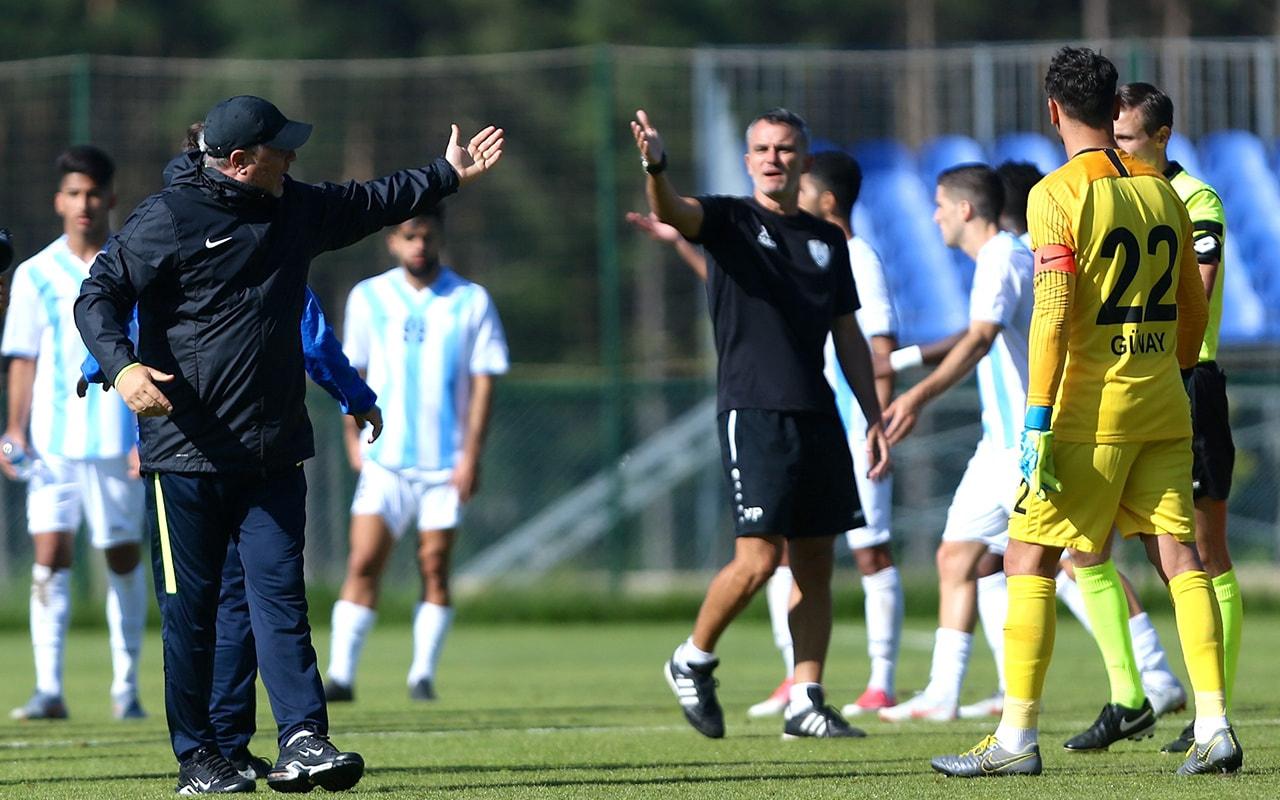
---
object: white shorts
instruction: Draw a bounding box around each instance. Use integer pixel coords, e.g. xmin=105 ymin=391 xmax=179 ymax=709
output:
xmin=26 ymin=453 xmax=143 ymax=548
xmin=350 ymin=460 xmax=463 ymax=538
xmin=939 ymin=440 xmax=1020 ymax=555
xmin=844 ymin=430 xmax=893 ymax=550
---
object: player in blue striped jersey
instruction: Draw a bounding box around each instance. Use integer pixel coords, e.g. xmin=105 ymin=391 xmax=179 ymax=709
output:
xmin=326 ymin=205 xmax=508 ymax=702
xmin=1 ymin=146 xmax=148 ymax=721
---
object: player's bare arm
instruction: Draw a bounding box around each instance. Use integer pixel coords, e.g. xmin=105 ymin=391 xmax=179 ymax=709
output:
xmin=0 ymin=356 xmax=35 ymax=479
xmin=452 ymin=373 xmax=496 ymax=503
xmin=882 ymin=321 xmax=1000 ymax=444
xmin=1197 ymin=257 xmax=1220 ymax=302
xmin=630 ymin=110 xmax=704 ymax=239
xmin=445 ymin=124 xmax=505 ymax=187
xmin=624 ymin=211 xmax=708 ymax=280
xmin=869 ymin=334 xmax=897 ymax=409
xmin=873 ymin=329 xmax=965 ymax=378
xmin=832 ymin=313 xmax=891 ymax=480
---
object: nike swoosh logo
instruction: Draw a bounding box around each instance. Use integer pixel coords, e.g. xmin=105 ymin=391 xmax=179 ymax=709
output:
xmin=205 ymin=236 xmax=233 ymax=249
xmin=1119 ymin=711 xmax=1152 ymax=733
xmin=981 ymin=751 xmax=1036 ymax=772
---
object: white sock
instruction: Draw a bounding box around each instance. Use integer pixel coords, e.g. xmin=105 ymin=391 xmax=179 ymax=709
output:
xmin=1194 ymin=714 xmax=1230 ymax=745
xmin=788 ymin=681 xmax=821 ymax=712
xmin=925 ymin=628 xmax=972 ymax=705
xmin=408 ymin=602 xmax=455 ymax=684
xmin=674 ymin=637 xmax=715 ymax=669
xmin=31 ymin=564 xmax=71 ymax=697
xmin=765 ymin=566 xmax=795 ymax=677
xmin=977 ymin=572 xmax=1008 ymax=693
xmin=105 ymin=565 xmax=148 ymax=699
xmin=862 ymin=566 xmax=903 ymax=693
xmin=1056 ymin=570 xmax=1094 ymax=634
xmin=995 ymin=711 xmax=1039 ymax=752
xmin=327 ymin=600 xmax=376 ymax=686
xmin=1128 ymin=612 xmax=1176 ymax=686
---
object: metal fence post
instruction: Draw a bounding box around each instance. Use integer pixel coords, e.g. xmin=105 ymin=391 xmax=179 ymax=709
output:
xmin=70 ymin=53 xmax=91 ymax=144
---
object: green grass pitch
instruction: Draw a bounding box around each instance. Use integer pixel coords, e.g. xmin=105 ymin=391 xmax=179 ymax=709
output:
xmin=0 ymin=610 xmax=1275 ymax=797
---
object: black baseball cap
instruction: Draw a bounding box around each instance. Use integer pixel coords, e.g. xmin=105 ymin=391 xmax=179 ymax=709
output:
xmin=202 ymin=95 xmax=312 ymax=157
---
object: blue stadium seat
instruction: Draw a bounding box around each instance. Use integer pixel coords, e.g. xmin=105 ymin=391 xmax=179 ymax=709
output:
xmin=991 ymin=132 xmax=1065 ymax=175
xmin=851 ymin=139 xmax=915 ymax=173
xmin=1219 ymin=238 xmax=1267 ymax=344
xmin=918 ymin=135 xmax=987 ymax=186
xmin=1166 ymin=133 xmax=1203 ymax=176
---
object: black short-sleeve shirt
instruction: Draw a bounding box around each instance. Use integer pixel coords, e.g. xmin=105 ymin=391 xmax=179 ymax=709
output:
xmin=692 ymin=195 xmax=859 ymax=416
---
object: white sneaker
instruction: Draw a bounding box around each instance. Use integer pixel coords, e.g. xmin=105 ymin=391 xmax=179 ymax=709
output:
xmin=878 ymin=691 xmax=957 ymax=722
xmin=747 ymin=677 xmax=793 ymax=718
xmin=1143 ymin=676 xmax=1187 ymax=719
xmin=957 ymin=691 xmax=1004 ymax=719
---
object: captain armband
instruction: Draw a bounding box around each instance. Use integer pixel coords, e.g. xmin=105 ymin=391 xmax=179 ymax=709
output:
xmin=1033 ymin=244 xmax=1076 ymax=274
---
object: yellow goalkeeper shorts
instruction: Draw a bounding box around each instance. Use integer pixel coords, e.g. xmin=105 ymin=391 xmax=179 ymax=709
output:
xmin=1009 ymin=437 xmax=1195 ymax=554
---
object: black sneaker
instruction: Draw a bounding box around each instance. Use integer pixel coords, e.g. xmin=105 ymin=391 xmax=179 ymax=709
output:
xmin=227 ymin=749 xmax=272 ymax=780
xmin=176 ymin=746 xmax=255 ymax=794
xmin=267 ymin=732 xmax=364 ymax=793
xmin=1176 ymin=726 xmax=1243 ymax=775
xmin=409 ymin=677 xmax=436 ymax=701
xmin=1161 ymin=720 xmax=1196 ymax=754
xmin=782 ymin=686 xmax=866 ymax=739
xmin=663 ymin=656 xmax=724 ymax=738
xmin=324 ymin=680 xmax=354 ymax=703
xmin=1062 ymin=699 xmax=1156 ymax=751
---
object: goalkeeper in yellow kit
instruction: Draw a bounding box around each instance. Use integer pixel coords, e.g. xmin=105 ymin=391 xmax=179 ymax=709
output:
xmin=932 ymin=46 xmax=1242 ymax=778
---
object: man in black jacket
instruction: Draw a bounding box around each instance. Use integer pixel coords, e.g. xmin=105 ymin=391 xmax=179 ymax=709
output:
xmin=75 ymin=95 xmax=503 ymax=794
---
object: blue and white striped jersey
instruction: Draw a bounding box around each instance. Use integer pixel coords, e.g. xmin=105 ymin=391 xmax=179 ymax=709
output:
xmin=1 ymin=236 xmax=136 ymax=459
xmin=343 ymin=266 xmax=508 ymax=474
xmin=970 ymin=232 xmax=1033 ymax=449
xmin=824 ymin=236 xmax=898 ymax=439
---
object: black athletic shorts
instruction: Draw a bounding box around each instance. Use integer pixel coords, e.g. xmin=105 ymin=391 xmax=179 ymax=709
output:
xmin=1186 ymin=361 xmax=1235 ymax=501
xmin=717 ymin=408 xmax=862 ymax=538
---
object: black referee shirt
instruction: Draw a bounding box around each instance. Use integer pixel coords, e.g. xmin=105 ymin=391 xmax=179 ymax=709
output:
xmin=691 ymin=195 xmax=859 ymax=416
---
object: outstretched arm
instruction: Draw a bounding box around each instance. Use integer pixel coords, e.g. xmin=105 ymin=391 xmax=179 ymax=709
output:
xmin=881 ymin=321 xmax=999 ymax=443
xmin=625 ymin=211 xmax=708 ymax=280
xmin=630 ymin=110 xmax=704 ymax=239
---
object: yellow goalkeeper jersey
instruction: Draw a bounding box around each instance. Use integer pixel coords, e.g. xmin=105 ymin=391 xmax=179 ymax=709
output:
xmin=1026 ymin=147 xmax=1207 ymax=443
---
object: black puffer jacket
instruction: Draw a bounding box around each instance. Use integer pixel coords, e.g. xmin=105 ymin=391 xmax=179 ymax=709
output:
xmin=75 ymin=151 xmax=458 ymax=473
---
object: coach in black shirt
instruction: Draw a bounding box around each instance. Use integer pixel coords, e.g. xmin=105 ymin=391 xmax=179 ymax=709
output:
xmin=634 ymin=108 xmax=889 ymax=740
xmin=76 ymin=95 xmax=504 ymax=793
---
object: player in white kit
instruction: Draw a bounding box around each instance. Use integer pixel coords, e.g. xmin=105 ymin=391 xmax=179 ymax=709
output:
xmin=628 ymin=151 xmax=905 ymax=718
xmin=2 ymin=146 xmax=148 ymax=721
xmin=876 ymin=164 xmax=1033 ymax=722
xmin=325 ymin=205 xmax=508 ymax=702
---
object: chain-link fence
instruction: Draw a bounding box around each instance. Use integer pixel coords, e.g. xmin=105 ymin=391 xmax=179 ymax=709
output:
xmin=0 ymin=41 xmax=1277 ymax=599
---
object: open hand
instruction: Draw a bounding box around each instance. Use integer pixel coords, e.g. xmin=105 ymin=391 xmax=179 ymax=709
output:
xmin=630 ymin=109 xmax=665 ymax=168
xmin=624 ymin=211 xmax=681 ymax=244
xmin=116 ymin=365 xmax=175 ymax=417
xmin=446 ymin=124 xmax=505 ymax=187
xmin=882 ymin=389 xmax=924 ymax=445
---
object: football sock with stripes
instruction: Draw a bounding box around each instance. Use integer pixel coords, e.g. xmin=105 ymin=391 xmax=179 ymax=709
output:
xmin=408 ymin=602 xmax=454 ymax=684
xmin=106 ymin=564 xmax=148 ymax=699
xmin=862 ymin=566 xmax=902 ymax=694
xmin=765 ymin=566 xmax=795 ymax=677
xmin=976 ymin=571 xmax=1008 ymax=693
xmin=1211 ymin=568 xmax=1242 ymax=710
xmin=996 ymin=574 xmax=1056 ymax=749
xmin=30 ymin=564 xmax=70 ymax=698
xmin=328 ymin=599 xmax=376 ymax=687
xmin=1074 ymin=560 xmax=1145 ymax=708
xmin=1168 ymin=569 xmax=1229 ymax=742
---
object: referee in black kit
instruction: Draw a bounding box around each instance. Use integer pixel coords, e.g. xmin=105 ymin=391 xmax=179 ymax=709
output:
xmin=633 ymin=108 xmax=890 ymax=740
xmin=75 ymin=95 xmax=504 ymax=794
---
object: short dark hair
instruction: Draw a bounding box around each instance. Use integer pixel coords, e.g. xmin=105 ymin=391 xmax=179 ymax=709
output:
xmin=1044 ymin=46 xmax=1119 ymax=128
xmin=937 ymin=164 xmax=1004 ymax=224
xmin=57 ymin=145 xmax=115 ymax=186
xmin=808 ymin=151 xmax=863 ymax=218
xmin=1117 ymin=82 xmax=1174 ymax=135
xmin=996 ymin=161 xmax=1043 ymax=234
xmin=745 ymin=108 xmax=810 ymax=151
xmin=396 ymin=204 xmax=445 ymax=230
xmin=183 ymin=121 xmax=205 ymax=151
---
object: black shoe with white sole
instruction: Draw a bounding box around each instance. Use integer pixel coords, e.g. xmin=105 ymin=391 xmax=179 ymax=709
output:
xmin=782 ymin=686 xmax=865 ymax=739
xmin=267 ymin=733 xmax=364 ymax=793
xmin=663 ymin=656 xmax=724 ymax=738
xmin=176 ymin=746 xmax=255 ymax=794
xmin=1063 ymin=699 xmax=1156 ymax=751
xmin=1161 ymin=720 xmax=1196 ymax=754
xmin=227 ymin=749 xmax=272 ymax=780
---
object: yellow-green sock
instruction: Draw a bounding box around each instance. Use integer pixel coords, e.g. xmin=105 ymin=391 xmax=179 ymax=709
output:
xmin=1168 ymin=569 xmax=1226 ymax=721
xmin=1074 ymin=560 xmax=1145 ymax=709
xmin=1211 ymin=569 xmax=1242 ymax=711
